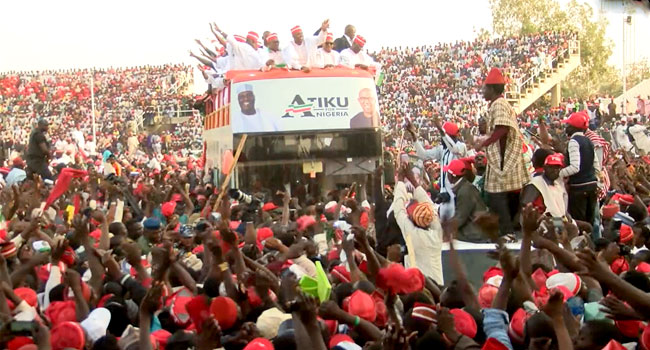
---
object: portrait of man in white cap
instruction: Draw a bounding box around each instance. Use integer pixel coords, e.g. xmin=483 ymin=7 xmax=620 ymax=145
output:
xmin=232 ymin=83 xmax=279 ymax=133
xmin=349 ymin=87 xmax=379 ymax=128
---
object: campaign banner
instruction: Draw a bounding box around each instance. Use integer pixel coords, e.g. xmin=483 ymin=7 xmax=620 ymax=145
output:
xmin=230 ymin=76 xmax=380 ymax=134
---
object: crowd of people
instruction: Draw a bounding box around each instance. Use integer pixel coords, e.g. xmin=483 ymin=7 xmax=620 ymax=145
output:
xmin=375 ymin=31 xmax=576 ymax=149
xmin=0 ymin=21 xmax=649 ymax=350
xmin=0 ymin=65 xmax=199 ymax=167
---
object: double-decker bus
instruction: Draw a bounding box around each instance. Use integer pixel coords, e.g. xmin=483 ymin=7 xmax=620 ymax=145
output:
xmin=203 ymin=68 xmax=382 ymax=196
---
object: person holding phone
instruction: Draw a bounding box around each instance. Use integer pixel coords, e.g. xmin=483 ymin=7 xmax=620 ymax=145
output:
xmin=520 ymin=153 xmax=568 ymax=219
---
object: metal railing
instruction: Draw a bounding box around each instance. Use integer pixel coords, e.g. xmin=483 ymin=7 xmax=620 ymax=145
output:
xmin=504 ymin=39 xmax=579 ymax=101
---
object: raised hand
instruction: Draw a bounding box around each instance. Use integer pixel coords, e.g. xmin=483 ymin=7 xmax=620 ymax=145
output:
xmin=575 ymin=248 xmax=611 ymax=281
xmin=197 ymin=317 xmax=222 ymax=350
xmin=140 ymin=283 xmax=163 ymax=315
xmin=543 ymin=289 xmax=565 ymax=319
xmin=521 ymin=204 xmax=540 ymax=234
xmin=600 ymin=295 xmax=642 ymax=320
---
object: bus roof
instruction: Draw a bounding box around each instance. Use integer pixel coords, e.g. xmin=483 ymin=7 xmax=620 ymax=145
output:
xmin=225 ymin=67 xmax=375 ymax=84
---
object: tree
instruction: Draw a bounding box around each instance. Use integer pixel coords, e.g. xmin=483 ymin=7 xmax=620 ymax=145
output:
xmin=489 ymin=0 xmax=615 ymax=99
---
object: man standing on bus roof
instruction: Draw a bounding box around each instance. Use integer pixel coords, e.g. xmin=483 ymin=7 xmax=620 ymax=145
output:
xmin=283 ymin=20 xmax=330 ymax=72
xmin=340 ymin=35 xmax=382 ymax=80
xmin=259 ymin=33 xmax=286 ymax=69
xmin=333 ymin=24 xmax=355 ymax=53
xmin=313 ymin=33 xmax=341 ymax=69
xmin=212 ymin=24 xmax=264 ymax=70
xmin=350 ymin=88 xmax=379 ymax=128
xmin=232 ymin=84 xmax=279 ymax=133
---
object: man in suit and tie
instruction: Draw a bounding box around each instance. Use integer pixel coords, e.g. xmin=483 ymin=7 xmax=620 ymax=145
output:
xmin=334 ymin=25 xmax=355 ymax=52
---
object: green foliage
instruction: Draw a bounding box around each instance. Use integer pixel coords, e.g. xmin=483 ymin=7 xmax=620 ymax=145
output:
xmin=489 ymin=0 xmax=615 ymax=99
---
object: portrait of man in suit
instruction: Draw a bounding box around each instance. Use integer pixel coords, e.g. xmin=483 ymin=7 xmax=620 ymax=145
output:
xmin=349 ymin=87 xmax=379 ymax=128
xmin=334 ymin=25 xmax=355 ymax=52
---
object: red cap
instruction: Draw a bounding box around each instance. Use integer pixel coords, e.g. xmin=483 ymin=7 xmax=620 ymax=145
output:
xmin=262 ymin=202 xmax=278 ymax=211
xmin=610 ymin=257 xmax=629 ymax=275
xmin=247 ymin=31 xmax=259 ymax=42
xmin=376 ymin=263 xmax=425 ymax=294
xmin=374 ymin=299 xmax=388 ymax=327
xmin=326 ymin=32 xmax=334 ymax=43
xmin=296 ymin=215 xmax=316 ymax=232
xmin=210 ymin=296 xmax=238 ymax=330
xmin=483 ymin=267 xmax=503 ymax=282
xmin=641 ymin=323 xmax=650 ymax=350
xmin=348 ymin=290 xmax=376 ymax=322
xmin=353 ymin=35 xmax=366 ymax=47
xmin=45 ymin=300 xmax=77 ymax=326
xmin=619 ymin=224 xmax=634 ymax=244
xmin=612 ymin=193 xmax=635 ymax=206
xmin=443 ymin=159 xmax=466 ymax=176
xmin=13 ymin=287 xmax=38 ymax=308
xmin=7 ymin=336 xmax=33 ymax=350
xmin=151 ymin=329 xmax=172 ymax=349
xmin=171 ymin=193 xmax=183 ymax=202
xmin=616 ymin=318 xmax=643 ymax=339
xmin=291 ymin=26 xmax=302 ymax=34
xmin=601 ymin=339 xmax=627 ymax=350
xmin=50 ymin=321 xmax=85 ymax=350
xmin=450 ymin=308 xmax=477 ymax=338
xmin=544 ymin=153 xmax=565 ymax=167
xmin=329 ymin=334 xmax=354 ymax=349
xmin=482 ymin=337 xmax=510 ymax=350
xmin=1 ymin=242 xmax=17 ymax=259
xmin=257 ymin=227 xmax=273 ymax=244
xmin=169 ymin=289 xmax=193 ymax=326
xmin=442 ymin=122 xmax=459 ymax=136
xmin=508 ymin=308 xmax=530 ymax=344
xmin=411 ymin=302 xmax=437 ymax=324
xmin=161 ymin=201 xmax=177 ymax=217
xmin=244 ymin=338 xmax=274 ymax=350
xmin=12 ymin=157 xmax=24 ymax=167
xmin=331 ymin=265 xmax=351 ymax=283
xmin=636 ymin=262 xmax=650 ymax=273
xmin=602 ymin=204 xmax=620 ymax=220
xmin=484 ymin=68 xmax=505 ymax=85
xmin=266 ymin=33 xmax=278 ymax=42
xmin=323 ymin=319 xmax=338 ymax=335
xmin=478 ymin=284 xmax=499 ymax=309
xmin=562 ymin=112 xmax=589 ymax=129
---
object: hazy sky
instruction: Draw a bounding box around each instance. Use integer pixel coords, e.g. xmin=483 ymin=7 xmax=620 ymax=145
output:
xmin=1 ymin=1 xmax=648 ymax=78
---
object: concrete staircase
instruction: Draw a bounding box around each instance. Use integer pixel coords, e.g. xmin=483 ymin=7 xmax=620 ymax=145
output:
xmin=506 ymin=40 xmax=581 ymax=114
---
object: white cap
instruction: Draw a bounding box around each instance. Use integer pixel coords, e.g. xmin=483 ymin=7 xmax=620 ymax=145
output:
xmin=237 ymin=83 xmax=254 ymax=94
xmin=80 ymin=307 xmax=111 ymax=341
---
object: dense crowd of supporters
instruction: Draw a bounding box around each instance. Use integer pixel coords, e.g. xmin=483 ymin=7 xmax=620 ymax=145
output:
xmin=0 ymin=23 xmax=649 ymax=350
xmin=0 ymin=65 xmax=198 ymax=166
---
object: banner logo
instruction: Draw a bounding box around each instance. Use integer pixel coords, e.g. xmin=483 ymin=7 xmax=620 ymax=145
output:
xmin=283 ymin=94 xmax=349 ymax=118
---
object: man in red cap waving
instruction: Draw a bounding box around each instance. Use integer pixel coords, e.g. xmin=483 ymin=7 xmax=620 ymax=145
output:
xmin=282 ymin=20 xmax=330 ymax=71
xmin=211 ymin=24 xmax=264 ymax=70
xmin=559 ymin=112 xmax=600 ymax=225
xmin=475 ymin=67 xmax=529 ymax=237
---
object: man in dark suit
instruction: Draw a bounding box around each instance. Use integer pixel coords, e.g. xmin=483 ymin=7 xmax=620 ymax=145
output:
xmin=334 ymin=25 xmax=355 ymax=52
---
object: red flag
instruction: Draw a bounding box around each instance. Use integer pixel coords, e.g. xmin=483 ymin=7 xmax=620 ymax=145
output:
xmin=44 ymin=168 xmax=88 ymax=210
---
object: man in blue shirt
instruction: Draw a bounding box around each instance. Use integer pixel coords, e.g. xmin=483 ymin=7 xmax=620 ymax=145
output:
xmin=5 ymin=157 xmax=27 ymax=187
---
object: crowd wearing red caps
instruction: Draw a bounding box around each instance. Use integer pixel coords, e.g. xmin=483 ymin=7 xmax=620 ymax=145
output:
xmin=1 ymin=21 xmax=650 ymax=350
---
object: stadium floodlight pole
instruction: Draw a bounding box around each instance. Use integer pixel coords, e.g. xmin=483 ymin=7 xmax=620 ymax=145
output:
xmin=90 ymin=69 xmax=97 ymax=145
